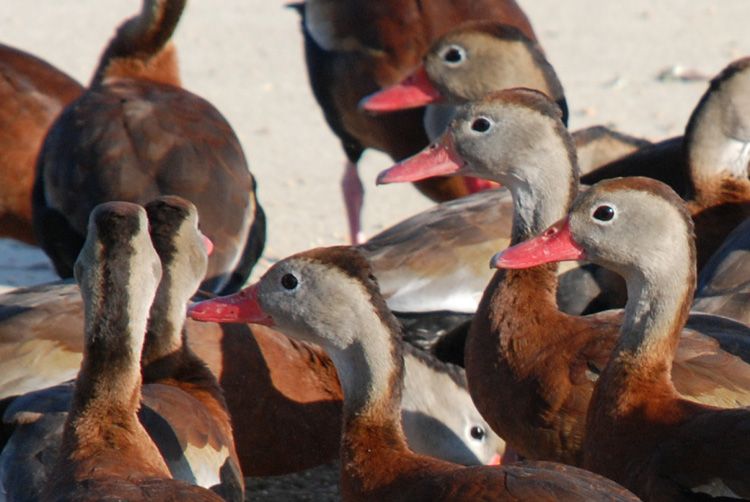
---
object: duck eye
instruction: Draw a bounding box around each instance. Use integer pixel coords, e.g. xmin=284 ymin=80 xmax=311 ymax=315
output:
xmin=471 ymin=117 xmax=491 ymax=133
xmin=281 ymin=273 xmax=298 ymax=290
xmin=470 ymin=426 xmax=485 ymax=441
xmin=441 ymin=45 xmax=465 ymax=64
xmin=593 ymin=205 xmax=615 ymax=222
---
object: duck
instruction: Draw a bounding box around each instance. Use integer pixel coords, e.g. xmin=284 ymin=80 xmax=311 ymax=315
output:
xmin=0 ymin=196 xmax=244 ymax=501
xmin=376 ymin=88 xmax=750 ymax=466
xmin=187 ymin=246 xmax=641 ymax=502
xmin=0 ymin=269 xmax=506 ymax=478
xmin=493 ymin=177 xmax=750 ymax=501
xmin=31 ymin=0 xmax=265 ymax=294
xmin=40 ymin=201 xmax=224 ymax=502
xmin=582 ymin=56 xmax=750 ymax=270
xmin=0 ymin=43 xmax=82 ymax=245
xmin=360 ymin=21 xmax=652 ymax=175
xmin=293 ymin=0 xmax=538 ymax=243
xmin=361 ymin=21 xmax=567 ymax=132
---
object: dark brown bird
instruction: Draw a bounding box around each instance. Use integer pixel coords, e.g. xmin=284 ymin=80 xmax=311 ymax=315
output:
xmin=0 ymin=43 xmax=82 ymax=244
xmin=32 ymin=0 xmax=264 ymax=294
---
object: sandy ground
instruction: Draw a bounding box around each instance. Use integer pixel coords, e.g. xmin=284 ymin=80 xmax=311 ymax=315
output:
xmin=1 ymin=0 xmax=750 ymax=499
xmin=2 ymin=0 xmax=750 ymax=290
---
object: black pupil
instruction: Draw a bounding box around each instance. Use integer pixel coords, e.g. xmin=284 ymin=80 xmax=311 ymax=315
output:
xmin=593 ymin=206 xmax=615 ymax=221
xmin=470 ymin=426 xmax=485 ymax=440
xmin=281 ymin=273 xmax=298 ymax=290
xmin=444 ymin=47 xmax=462 ymax=63
xmin=471 ymin=118 xmax=491 ymax=132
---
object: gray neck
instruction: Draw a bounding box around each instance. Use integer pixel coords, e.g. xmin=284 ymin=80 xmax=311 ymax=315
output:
xmin=505 ymin=151 xmax=577 ymax=244
xmin=614 ymin=243 xmax=694 ymax=367
xmin=142 ymin=269 xmax=190 ymax=365
xmin=322 ymin=315 xmax=403 ymax=419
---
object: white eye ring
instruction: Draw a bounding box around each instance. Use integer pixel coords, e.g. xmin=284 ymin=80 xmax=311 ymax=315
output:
xmin=440 ymin=44 xmax=466 ymax=66
xmin=591 ymin=204 xmax=616 ymax=223
xmin=471 ymin=116 xmax=492 ymax=133
xmin=281 ymin=273 xmax=298 ymax=290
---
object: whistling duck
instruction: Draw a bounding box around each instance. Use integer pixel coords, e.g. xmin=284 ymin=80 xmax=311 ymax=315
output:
xmin=494 ymin=177 xmax=750 ymax=501
xmin=360 ymin=21 xmax=653 ymax=175
xmin=361 ymin=21 xmax=567 ymax=132
xmin=1 ymin=196 xmax=244 ymax=501
xmin=140 ymin=196 xmax=243 ymax=500
xmin=582 ymin=56 xmax=750 ymax=270
xmin=188 ymin=246 xmax=640 ymax=502
xmin=293 ymin=0 xmax=537 ymax=243
xmin=0 ymin=43 xmax=82 ymax=245
xmin=0 ymin=285 xmax=505 ymax=478
xmin=31 ymin=0 xmax=265 ymax=294
xmin=376 ymin=88 xmax=750 ymax=466
xmin=40 ymin=201 xmax=224 ymax=502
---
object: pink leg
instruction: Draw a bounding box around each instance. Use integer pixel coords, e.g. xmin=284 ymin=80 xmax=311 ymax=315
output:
xmin=342 ymin=160 xmax=365 ymax=244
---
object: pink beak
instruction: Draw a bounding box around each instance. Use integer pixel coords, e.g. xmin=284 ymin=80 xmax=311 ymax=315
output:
xmin=491 ymin=218 xmax=586 ymax=269
xmin=377 ymin=132 xmax=466 ymax=185
xmin=360 ymin=65 xmax=445 ymax=112
xmin=203 ymin=236 xmax=214 ymax=256
xmin=188 ymin=282 xmax=274 ymax=326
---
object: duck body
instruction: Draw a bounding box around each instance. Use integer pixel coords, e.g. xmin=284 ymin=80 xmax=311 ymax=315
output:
xmin=188 ymin=246 xmax=641 ymax=501
xmin=494 ymin=177 xmax=750 ymax=500
xmin=0 ymin=43 xmax=83 ymax=245
xmin=1 ymin=380 xmax=238 ymax=501
xmin=32 ymin=0 xmax=265 ymax=294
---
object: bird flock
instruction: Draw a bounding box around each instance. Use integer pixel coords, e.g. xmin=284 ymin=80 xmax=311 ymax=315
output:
xmin=1 ymin=0 xmax=750 ymax=501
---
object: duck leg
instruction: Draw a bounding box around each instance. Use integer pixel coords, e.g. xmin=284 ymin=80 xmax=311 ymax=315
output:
xmin=342 ymin=160 xmax=365 ymax=244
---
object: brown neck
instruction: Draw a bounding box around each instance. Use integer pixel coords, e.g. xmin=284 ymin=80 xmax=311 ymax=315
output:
xmin=91 ymin=0 xmax=185 ymax=87
xmin=473 ymin=264 xmax=562 ymax=365
xmin=591 ymin=252 xmax=695 ymax=416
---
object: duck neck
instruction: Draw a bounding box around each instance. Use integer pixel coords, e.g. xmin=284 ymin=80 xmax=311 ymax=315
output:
xmin=504 ymin=127 xmax=579 ymax=244
xmin=68 ymin=285 xmax=150 ymax=438
xmin=142 ymin=274 xmax=187 ymax=368
xmin=484 ymin=129 xmax=580 ymax=348
xmin=509 ymin=175 xmax=575 ymax=244
xmin=600 ymin=251 xmax=696 ymax=406
xmin=91 ymin=0 xmax=185 ymax=87
xmin=319 ymin=303 xmax=410 ymax=471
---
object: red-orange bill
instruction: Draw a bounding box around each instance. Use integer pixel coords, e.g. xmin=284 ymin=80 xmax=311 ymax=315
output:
xmin=377 ymin=133 xmax=466 ymax=185
xmin=188 ymin=283 xmax=274 ymax=326
xmin=491 ymin=219 xmax=585 ymax=269
xmin=360 ymin=65 xmax=445 ymax=112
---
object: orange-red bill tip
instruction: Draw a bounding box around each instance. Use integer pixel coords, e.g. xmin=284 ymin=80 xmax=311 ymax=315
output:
xmin=360 ymin=65 xmax=445 ymax=112
xmin=188 ymin=283 xmax=274 ymax=326
xmin=491 ymin=219 xmax=585 ymax=269
xmin=377 ymin=133 xmax=466 ymax=185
